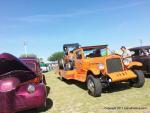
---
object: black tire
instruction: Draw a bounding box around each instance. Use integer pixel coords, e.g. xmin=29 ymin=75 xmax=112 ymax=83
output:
xmin=130 ymin=70 xmax=145 ymax=88
xmin=58 ymin=59 xmax=65 ymax=70
xmin=87 ymin=75 xmax=102 ymax=97
xmin=59 ymin=76 xmax=65 ymax=81
xmin=43 ymin=75 xmax=47 ymax=85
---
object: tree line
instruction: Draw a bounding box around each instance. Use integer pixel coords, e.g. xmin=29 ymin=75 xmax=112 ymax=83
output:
xmin=20 ymin=51 xmax=64 ymax=62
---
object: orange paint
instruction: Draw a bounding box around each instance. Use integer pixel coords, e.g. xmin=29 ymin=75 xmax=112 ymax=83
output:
xmin=59 ymin=45 xmax=142 ymax=83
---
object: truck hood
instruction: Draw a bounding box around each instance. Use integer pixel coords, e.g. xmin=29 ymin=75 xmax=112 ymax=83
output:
xmin=0 ymin=53 xmax=36 ymax=82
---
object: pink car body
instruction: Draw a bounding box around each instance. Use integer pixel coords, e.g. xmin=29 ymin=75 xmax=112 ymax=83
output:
xmin=0 ymin=53 xmax=47 ymax=113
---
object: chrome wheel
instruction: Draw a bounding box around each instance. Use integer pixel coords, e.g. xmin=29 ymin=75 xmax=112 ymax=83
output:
xmin=87 ymin=79 xmax=95 ymax=93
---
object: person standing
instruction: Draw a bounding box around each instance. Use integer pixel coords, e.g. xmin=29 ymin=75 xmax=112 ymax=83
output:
xmin=120 ymin=46 xmax=132 ymax=62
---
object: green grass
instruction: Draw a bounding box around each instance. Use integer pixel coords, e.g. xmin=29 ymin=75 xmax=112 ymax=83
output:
xmin=22 ymin=71 xmax=150 ymax=113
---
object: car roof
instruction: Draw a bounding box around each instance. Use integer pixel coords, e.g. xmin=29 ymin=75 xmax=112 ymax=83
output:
xmin=20 ymin=57 xmax=39 ymax=63
xmin=129 ymin=46 xmax=150 ymax=50
xmin=81 ymin=45 xmax=108 ymax=50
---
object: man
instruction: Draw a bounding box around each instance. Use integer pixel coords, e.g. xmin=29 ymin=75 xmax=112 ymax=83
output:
xmin=120 ymin=46 xmax=132 ymax=62
xmin=94 ymin=49 xmax=101 ymax=57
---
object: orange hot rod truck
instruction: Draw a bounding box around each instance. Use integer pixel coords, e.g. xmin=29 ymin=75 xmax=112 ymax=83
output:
xmin=58 ymin=43 xmax=145 ymax=97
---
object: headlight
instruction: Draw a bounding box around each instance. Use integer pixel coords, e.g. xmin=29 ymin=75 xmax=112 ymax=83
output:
xmin=123 ymin=59 xmax=130 ymax=66
xmin=98 ymin=63 xmax=105 ymax=70
xmin=27 ymin=84 xmax=35 ymax=93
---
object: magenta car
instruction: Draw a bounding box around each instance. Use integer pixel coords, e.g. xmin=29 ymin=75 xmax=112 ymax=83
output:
xmin=0 ymin=53 xmax=47 ymax=113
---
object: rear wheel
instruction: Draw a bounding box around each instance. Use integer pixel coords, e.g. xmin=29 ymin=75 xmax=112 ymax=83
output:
xmin=87 ymin=75 xmax=102 ymax=97
xmin=59 ymin=76 xmax=65 ymax=81
xmin=130 ymin=70 xmax=145 ymax=88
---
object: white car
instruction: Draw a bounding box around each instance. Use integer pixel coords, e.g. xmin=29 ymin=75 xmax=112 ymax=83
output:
xmin=40 ymin=63 xmax=49 ymax=72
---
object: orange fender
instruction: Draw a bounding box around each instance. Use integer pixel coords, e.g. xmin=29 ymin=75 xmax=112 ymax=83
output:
xmin=89 ymin=68 xmax=100 ymax=75
xmin=127 ymin=61 xmax=143 ymax=69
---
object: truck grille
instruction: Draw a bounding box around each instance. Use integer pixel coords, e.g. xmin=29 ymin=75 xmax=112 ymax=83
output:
xmin=106 ymin=58 xmax=123 ymax=73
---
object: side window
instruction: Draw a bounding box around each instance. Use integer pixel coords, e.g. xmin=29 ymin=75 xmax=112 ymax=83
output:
xmin=131 ymin=50 xmax=140 ymax=56
xmin=144 ymin=49 xmax=150 ymax=56
xmin=148 ymin=49 xmax=150 ymax=53
xmin=131 ymin=49 xmax=150 ymax=57
xmin=139 ymin=50 xmax=145 ymax=56
xmin=76 ymin=50 xmax=82 ymax=59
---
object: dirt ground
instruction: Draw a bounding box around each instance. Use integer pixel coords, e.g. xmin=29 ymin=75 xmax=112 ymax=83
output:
xmin=20 ymin=71 xmax=150 ymax=113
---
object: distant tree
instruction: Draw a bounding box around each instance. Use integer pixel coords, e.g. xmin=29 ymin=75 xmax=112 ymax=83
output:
xmin=19 ymin=53 xmax=37 ymax=58
xmin=48 ymin=51 xmax=64 ymax=61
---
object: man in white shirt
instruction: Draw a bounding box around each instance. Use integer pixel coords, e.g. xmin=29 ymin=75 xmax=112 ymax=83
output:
xmin=120 ymin=46 xmax=132 ymax=62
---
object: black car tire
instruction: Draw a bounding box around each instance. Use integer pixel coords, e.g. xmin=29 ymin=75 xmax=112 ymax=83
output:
xmin=87 ymin=75 xmax=102 ymax=97
xmin=130 ymin=70 xmax=145 ymax=88
xmin=59 ymin=76 xmax=65 ymax=81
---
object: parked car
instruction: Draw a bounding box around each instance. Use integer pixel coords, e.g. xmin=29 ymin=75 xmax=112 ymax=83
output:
xmin=129 ymin=46 xmax=150 ymax=74
xmin=0 ymin=53 xmax=47 ymax=113
xmin=40 ymin=62 xmax=49 ymax=72
xmin=58 ymin=43 xmax=145 ymax=97
xmin=20 ymin=57 xmax=47 ymax=84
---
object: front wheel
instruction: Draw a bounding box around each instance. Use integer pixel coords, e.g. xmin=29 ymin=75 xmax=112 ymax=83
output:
xmin=87 ymin=75 xmax=102 ymax=97
xmin=130 ymin=70 xmax=145 ymax=88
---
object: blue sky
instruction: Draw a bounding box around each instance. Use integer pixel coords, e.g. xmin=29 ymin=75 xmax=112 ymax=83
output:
xmin=0 ymin=0 xmax=150 ymax=60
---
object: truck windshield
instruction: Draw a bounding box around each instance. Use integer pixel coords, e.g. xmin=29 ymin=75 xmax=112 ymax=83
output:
xmin=84 ymin=48 xmax=107 ymax=58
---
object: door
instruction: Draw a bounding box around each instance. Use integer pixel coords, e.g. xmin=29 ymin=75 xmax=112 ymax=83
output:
xmin=74 ymin=50 xmax=83 ymax=74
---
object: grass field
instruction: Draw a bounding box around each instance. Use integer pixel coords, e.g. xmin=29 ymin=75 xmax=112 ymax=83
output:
xmin=21 ymin=71 xmax=150 ymax=113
